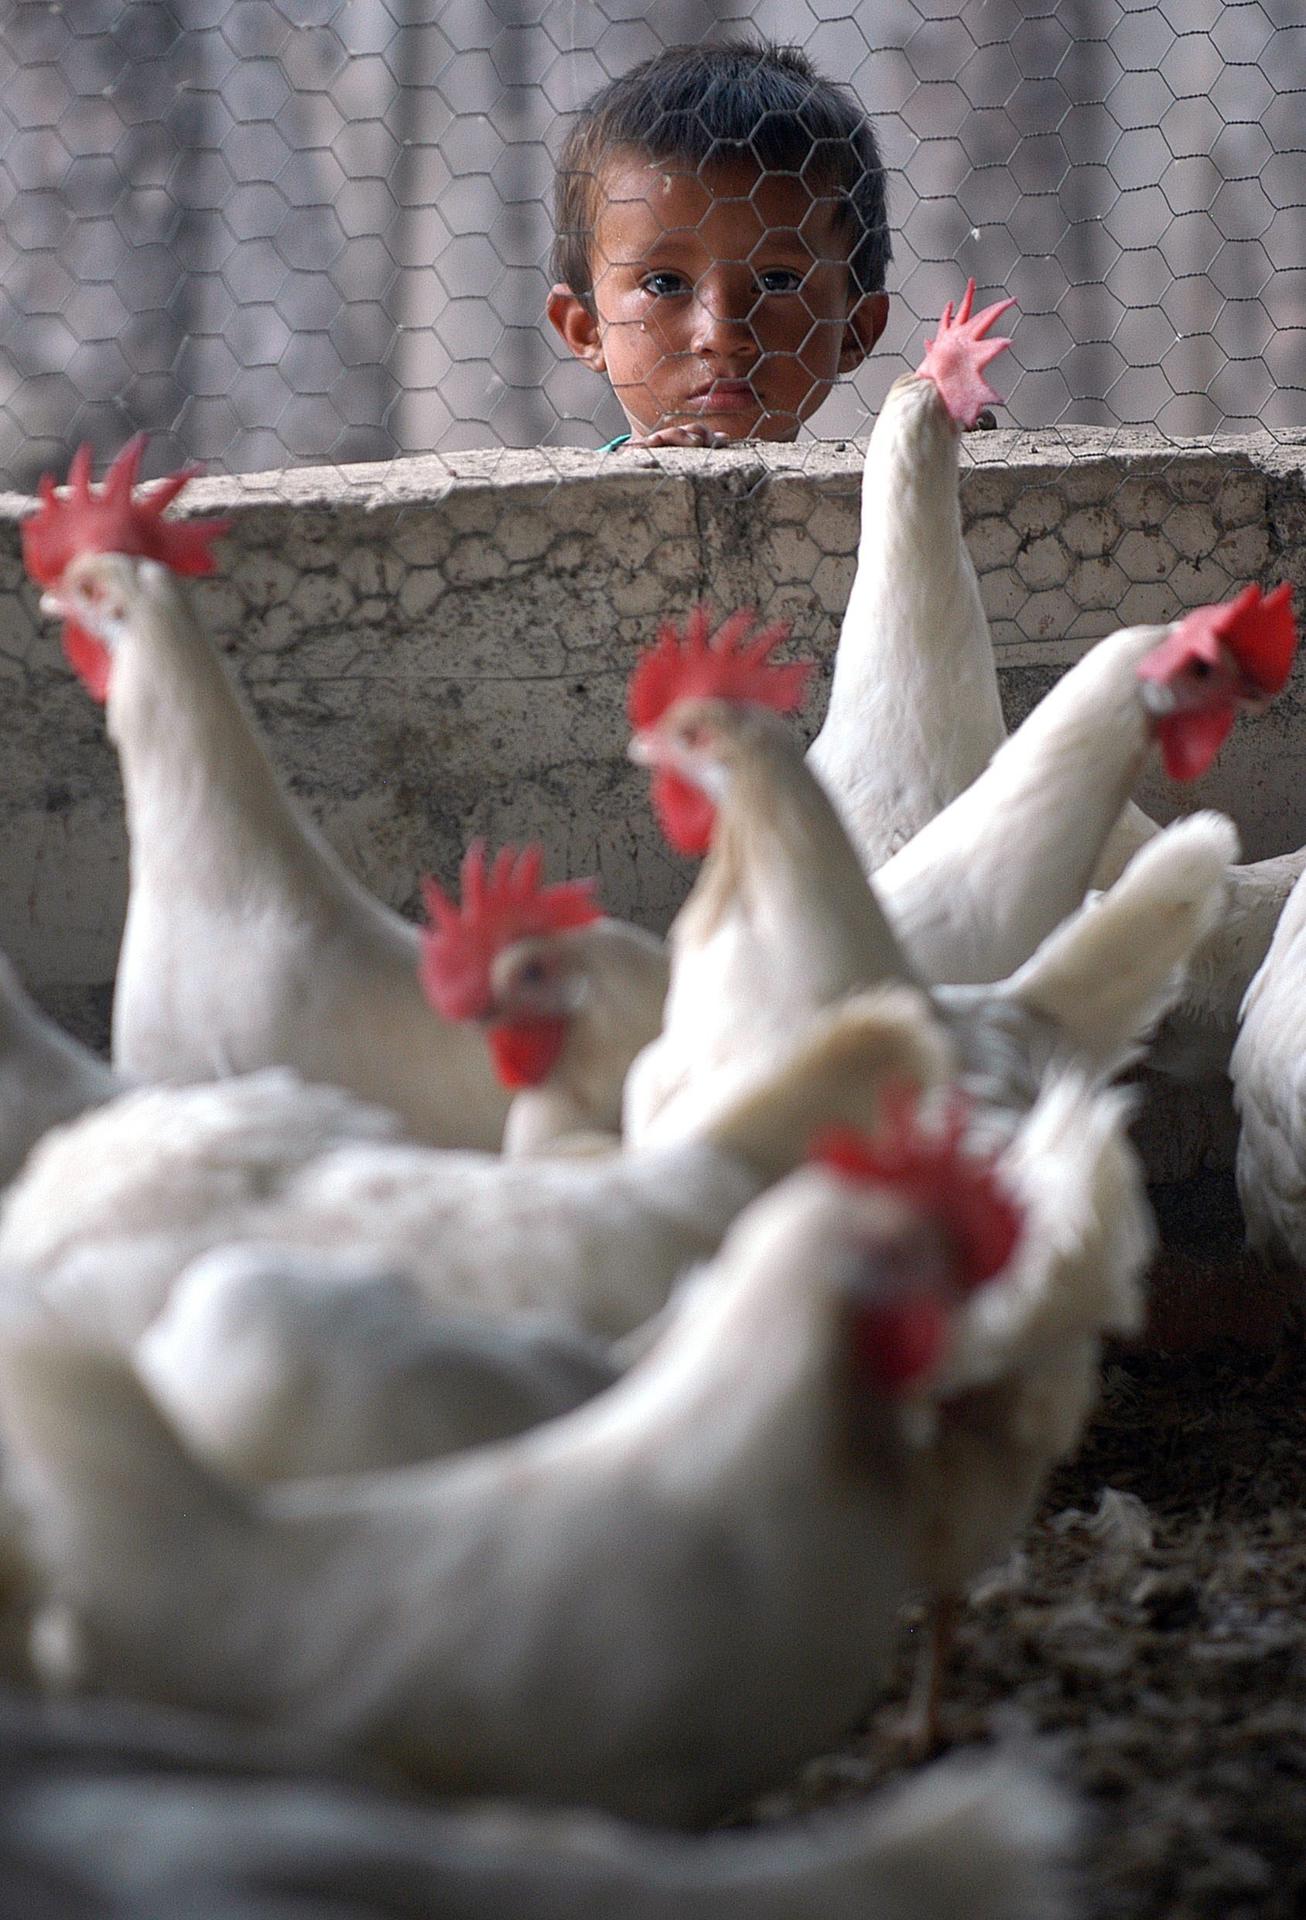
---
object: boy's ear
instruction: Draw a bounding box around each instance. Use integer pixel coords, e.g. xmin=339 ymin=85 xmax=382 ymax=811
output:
xmin=548 ymin=284 xmax=607 ymax=372
xmin=839 ymin=292 xmax=890 ymax=373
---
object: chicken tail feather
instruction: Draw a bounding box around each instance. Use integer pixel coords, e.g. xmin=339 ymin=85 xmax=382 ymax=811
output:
xmin=1001 ymin=808 xmax=1239 ymax=1078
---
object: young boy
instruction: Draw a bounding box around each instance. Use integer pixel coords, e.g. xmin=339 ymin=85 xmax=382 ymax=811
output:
xmin=547 ymin=41 xmax=891 ymax=450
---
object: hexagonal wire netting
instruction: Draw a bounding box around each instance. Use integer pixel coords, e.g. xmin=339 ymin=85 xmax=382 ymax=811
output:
xmin=1 ymin=0 xmax=1300 ymax=491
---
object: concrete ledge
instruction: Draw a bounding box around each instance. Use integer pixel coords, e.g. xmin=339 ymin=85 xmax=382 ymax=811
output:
xmin=3 ymin=431 xmax=1305 ymax=1089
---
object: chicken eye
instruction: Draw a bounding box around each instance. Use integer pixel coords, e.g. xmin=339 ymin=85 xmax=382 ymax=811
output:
xmin=519 ymin=960 xmax=549 ymax=988
xmin=1188 ymin=657 xmax=1213 ymax=680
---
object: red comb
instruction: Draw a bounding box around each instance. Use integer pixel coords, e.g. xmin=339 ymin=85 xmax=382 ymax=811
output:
xmin=813 ymin=1085 xmax=1023 ymax=1293
xmin=419 ymin=841 xmax=602 ymax=1023
xmin=1138 ymin=582 xmax=1296 ymax=700
xmin=627 ymin=604 xmax=812 ymax=732
xmin=915 ymin=279 xmax=1016 ymax=430
xmin=22 ymin=436 xmax=231 ymax=587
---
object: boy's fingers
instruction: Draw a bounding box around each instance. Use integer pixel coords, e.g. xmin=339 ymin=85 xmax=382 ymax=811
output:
xmin=624 ymin=425 xmax=731 ymax=449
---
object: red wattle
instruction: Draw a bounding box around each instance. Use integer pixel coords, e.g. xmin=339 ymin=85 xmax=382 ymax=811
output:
xmin=853 ymin=1295 xmax=949 ymax=1396
xmin=62 ymin=619 xmax=112 ymax=703
xmin=1156 ymin=702 xmax=1235 ymax=782
xmin=487 ymin=1018 xmax=568 ymax=1089
xmin=652 ymin=769 xmax=716 ymax=858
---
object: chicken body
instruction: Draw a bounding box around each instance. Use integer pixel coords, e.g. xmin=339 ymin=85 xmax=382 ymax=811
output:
xmin=0 ymin=1165 xmax=960 ymax=1828
xmin=137 ymin=1245 xmax=619 ymax=1483
xmin=625 ymin=704 xmax=919 ymax=1144
xmin=1230 ymin=862 xmax=1306 ymax=1268
xmin=52 ymin=552 xmax=509 ymax=1150
xmin=0 ymin=991 xmax=945 ymax=1348
xmin=627 ymin=675 xmax=1239 ymax=1146
xmin=0 ymin=954 xmax=125 ymax=1187
xmin=874 ymin=619 xmax=1184 ymax=986
xmin=0 ymin=1690 xmax=1076 ymax=1920
xmin=801 ymin=301 xmax=1300 ymax=1078
xmin=940 ymin=810 xmax=1240 ymax=1110
xmin=908 ymin=1073 xmax=1151 ymax=1607
xmin=1133 ymin=833 xmax=1306 ymax=1082
xmin=811 ymin=407 xmax=1301 ymax=1072
xmin=807 ymin=372 xmax=1008 ymax=865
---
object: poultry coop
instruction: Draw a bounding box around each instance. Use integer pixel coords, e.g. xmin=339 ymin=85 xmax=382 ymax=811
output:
xmin=0 ymin=3 xmax=1303 ymax=1917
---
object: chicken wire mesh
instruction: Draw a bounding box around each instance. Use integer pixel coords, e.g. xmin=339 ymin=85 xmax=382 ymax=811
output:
xmin=1 ymin=0 xmax=1302 ymax=487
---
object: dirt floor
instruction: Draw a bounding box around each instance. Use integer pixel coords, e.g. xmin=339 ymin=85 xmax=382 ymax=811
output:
xmin=760 ymin=1182 xmax=1306 ymax=1920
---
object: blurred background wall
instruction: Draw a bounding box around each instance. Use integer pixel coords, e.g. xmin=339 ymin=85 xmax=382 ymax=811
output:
xmin=0 ymin=0 xmax=1300 ymax=486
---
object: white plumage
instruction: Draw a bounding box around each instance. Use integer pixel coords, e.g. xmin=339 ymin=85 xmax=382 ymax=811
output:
xmin=43 ymin=550 xmax=510 ymax=1150
xmin=0 ymin=1145 xmax=983 ymax=1827
xmin=0 ymin=1690 xmax=1077 ymax=1920
xmin=1231 ymin=861 xmax=1306 ymax=1268
xmin=808 ymin=283 xmax=1015 ymax=863
xmin=874 ymin=618 xmax=1215 ymax=985
xmin=910 ymin=1071 xmax=1152 ymax=1609
xmin=811 ymin=374 xmax=1302 ymax=1068
xmin=0 ymin=991 xmax=946 ymax=1346
xmin=8 ymin=421 xmax=1298 ymax=1910
xmin=0 ymin=953 xmax=125 ymax=1189
xmin=625 ymin=682 xmax=1239 ymax=1147
xmin=137 ymin=1244 xmax=619 ymax=1482
xmin=625 ymin=700 xmax=918 ymax=1145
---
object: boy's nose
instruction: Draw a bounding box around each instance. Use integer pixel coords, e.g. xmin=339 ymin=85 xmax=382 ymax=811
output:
xmin=689 ymin=281 xmax=758 ymax=359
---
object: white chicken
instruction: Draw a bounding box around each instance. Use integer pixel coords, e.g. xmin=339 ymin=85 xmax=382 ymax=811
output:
xmin=0 ymin=1689 xmax=1076 ymax=1920
xmin=0 ymin=953 xmax=124 ymax=1188
xmin=137 ymin=1243 xmax=618 ymax=1483
xmin=874 ymin=581 xmax=1296 ymax=987
xmin=808 ymin=279 xmax=1014 ymax=863
xmin=0 ymin=988 xmax=947 ymax=1348
xmin=623 ymin=604 xmax=1250 ymax=1145
xmin=623 ymin=611 xmax=920 ymax=1144
xmin=1144 ymin=838 xmax=1306 ymax=1083
xmin=420 ymin=841 xmax=667 ymax=1156
xmin=866 ymin=1069 xmax=1153 ymax=1750
xmin=803 ymin=301 xmax=1303 ymax=1074
xmin=23 ymin=443 xmax=510 ymax=1151
xmin=0 ymin=1087 xmax=1027 ymax=1829
xmin=1230 ymin=861 xmax=1306 ymax=1269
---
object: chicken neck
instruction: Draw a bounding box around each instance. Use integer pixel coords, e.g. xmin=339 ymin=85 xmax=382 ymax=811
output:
xmin=106 ymin=575 xmax=364 ymax=916
xmin=810 ymin=375 xmax=1007 ymax=860
xmin=878 ymin=621 xmax=1169 ymax=983
xmin=678 ymin=717 xmax=920 ymax=1008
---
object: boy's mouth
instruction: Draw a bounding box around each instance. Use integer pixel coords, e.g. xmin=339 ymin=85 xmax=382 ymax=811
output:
xmin=683 ymin=378 xmax=759 ymax=416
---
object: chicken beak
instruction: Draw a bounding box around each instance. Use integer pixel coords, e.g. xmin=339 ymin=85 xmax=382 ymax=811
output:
xmin=627 ymin=731 xmax=659 ymax=768
xmin=1138 ymin=680 xmax=1179 ymax=719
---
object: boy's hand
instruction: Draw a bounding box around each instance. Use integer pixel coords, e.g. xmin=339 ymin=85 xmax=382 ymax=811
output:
xmin=622 ymin=424 xmax=732 ymax=450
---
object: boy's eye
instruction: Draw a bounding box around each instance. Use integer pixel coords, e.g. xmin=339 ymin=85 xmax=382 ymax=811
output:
xmin=756 ymin=268 xmax=805 ymax=294
xmin=642 ymin=271 xmax=690 ymax=297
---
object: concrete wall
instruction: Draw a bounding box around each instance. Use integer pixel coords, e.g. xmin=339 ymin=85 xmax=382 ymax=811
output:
xmin=3 ymin=429 xmax=1305 ymax=1132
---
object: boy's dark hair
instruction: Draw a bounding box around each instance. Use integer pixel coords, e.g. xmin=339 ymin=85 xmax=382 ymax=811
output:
xmin=552 ymin=40 xmax=891 ymax=307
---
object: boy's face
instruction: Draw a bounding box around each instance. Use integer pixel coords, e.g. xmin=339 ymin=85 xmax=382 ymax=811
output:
xmin=549 ymin=152 xmax=888 ymax=443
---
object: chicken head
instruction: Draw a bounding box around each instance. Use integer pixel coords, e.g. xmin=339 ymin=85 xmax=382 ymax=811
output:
xmin=421 ymin=841 xmax=603 ymax=1089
